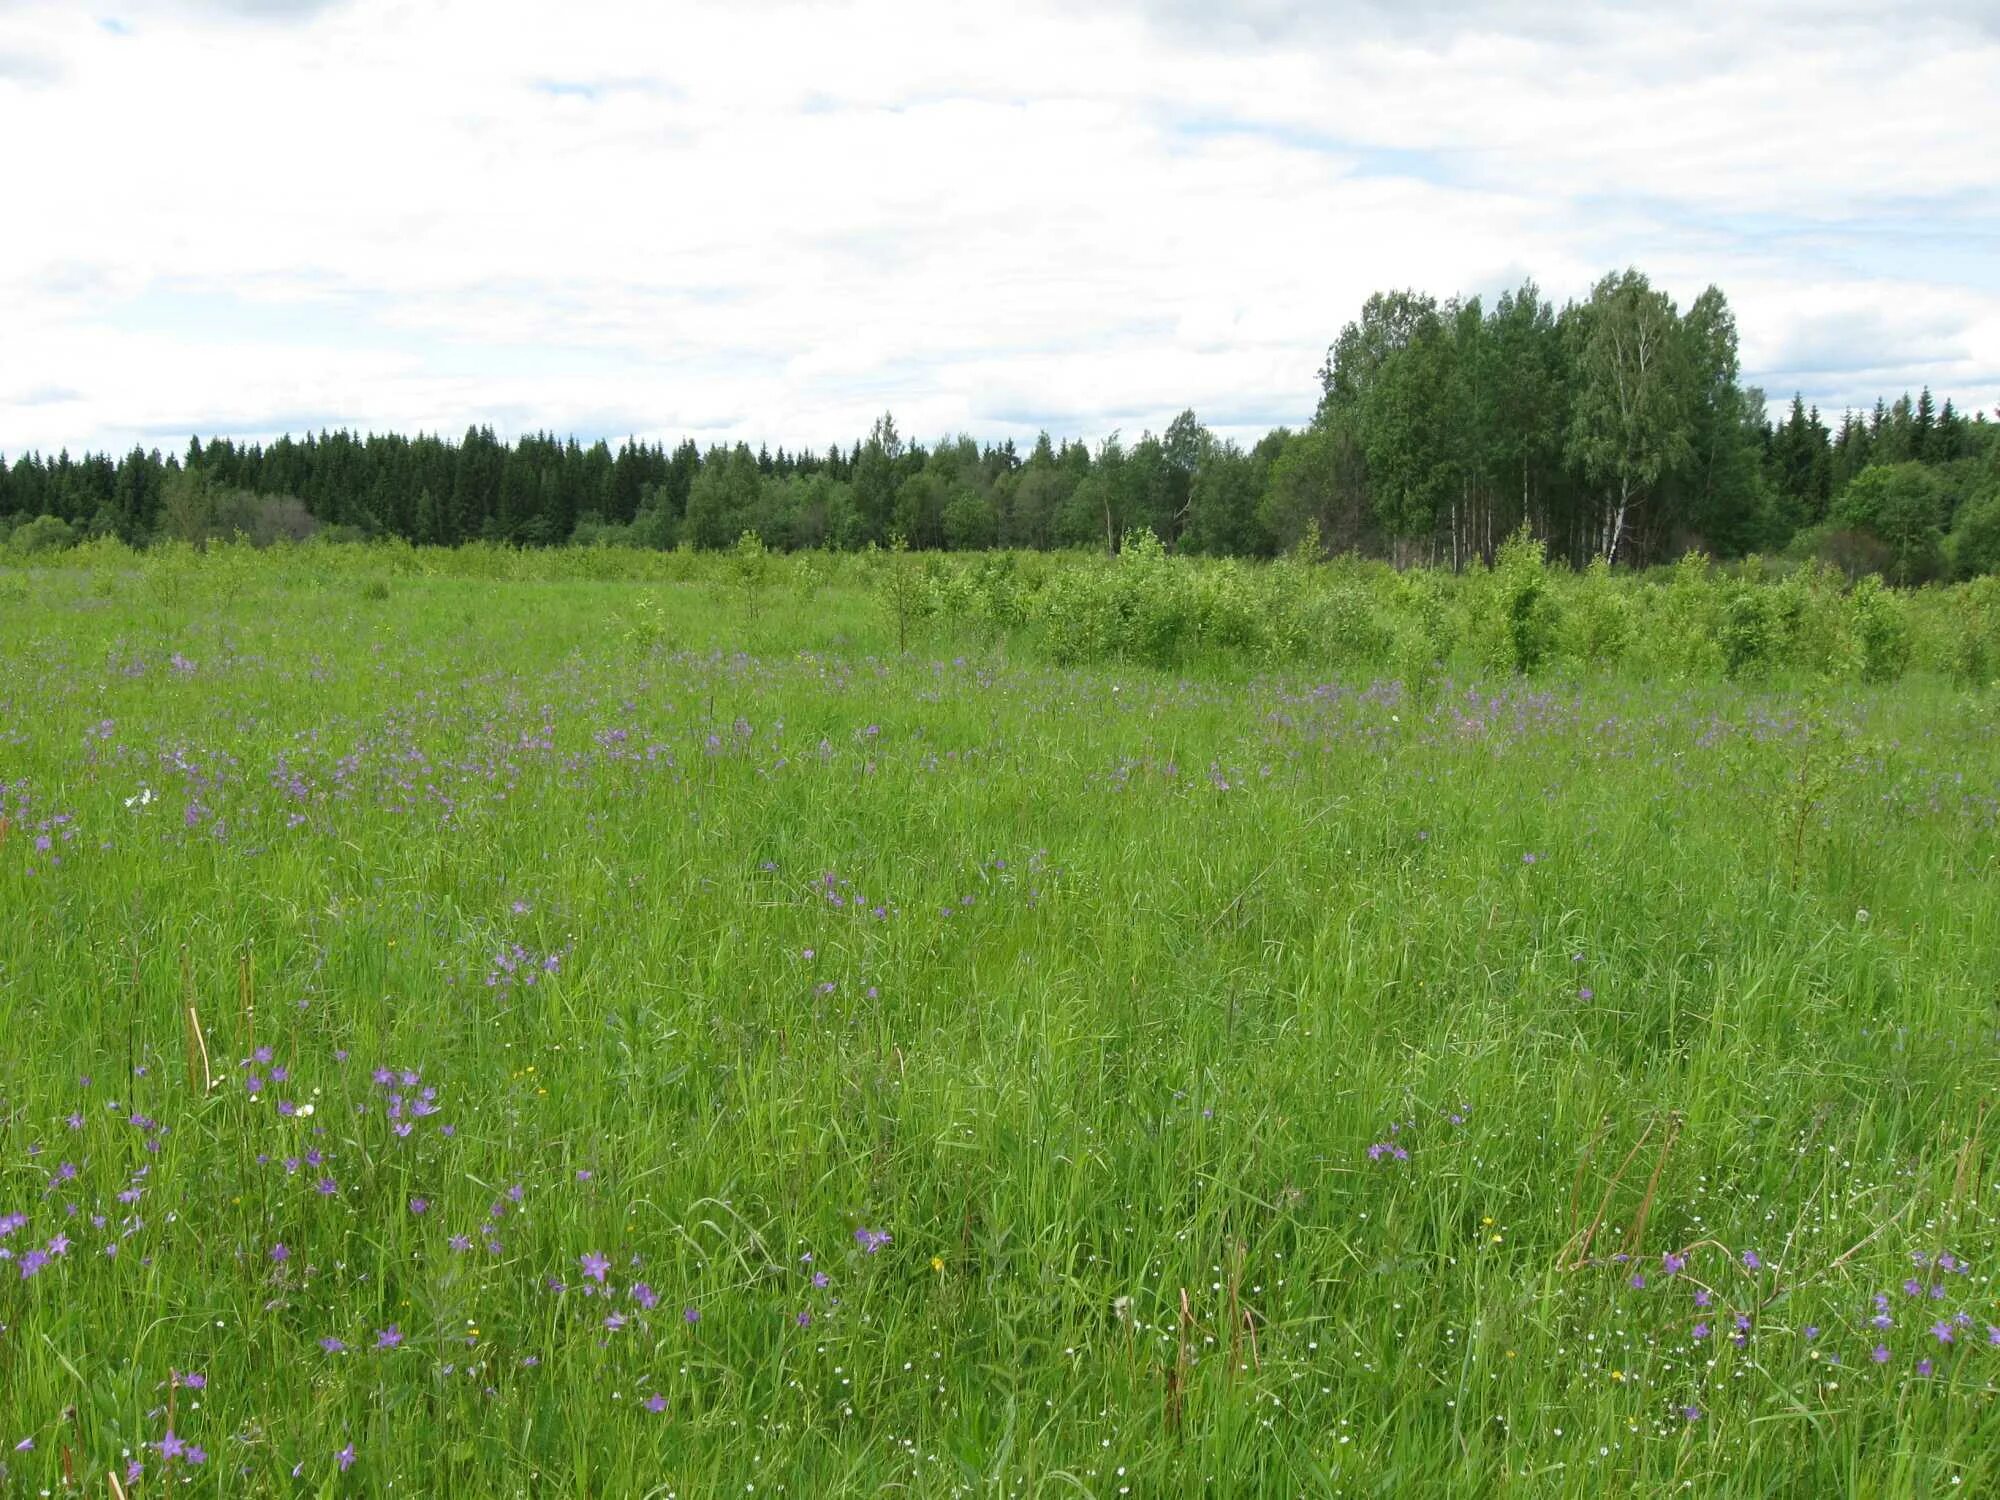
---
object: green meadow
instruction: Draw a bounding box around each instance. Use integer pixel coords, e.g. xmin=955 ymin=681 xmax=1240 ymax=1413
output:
xmin=3 ymin=543 xmax=2000 ymax=1496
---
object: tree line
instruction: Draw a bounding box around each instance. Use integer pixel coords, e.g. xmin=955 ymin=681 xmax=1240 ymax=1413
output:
xmin=4 ymin=268 xmax=1997 ymax=577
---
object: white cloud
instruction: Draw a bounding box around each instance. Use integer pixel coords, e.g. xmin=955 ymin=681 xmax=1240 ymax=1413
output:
xmin=1 ymin=0 xmax=1995 ymax=459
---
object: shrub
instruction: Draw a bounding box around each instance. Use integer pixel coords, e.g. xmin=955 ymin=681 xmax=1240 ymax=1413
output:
xmin=1832 ymin=463 xmax=1946 ymax=584
xmin=1312 ymin=585 xmax=1395 ymax=667
xmin=1938 ymin=575 xmax=2000 ymax=686
xmin=1117 ymin=530 xmax=1197 ymax=666
xmin=1848 ymin=576 xmax=1911 ymax=682
xmin=1634 ymin=552 xmax=1725 ymax=680
xmin=1945 ymin=490 xmax=2000 ymax=580
xmin=1561 ymin=556 xmax=1631 ymax=669
xmin=1029 ymin=562 xmax=1122 ymax=665
xmin=1481 ymin=526 xmax=1560 ymax=675
xmin=941 ymin=492 xmax=998 ymax=551
xmin=1765 ymin=562 xmax=1852 ymax=676
xmin=8 ymin=514 xmax=76 ymax=554
xmin=1719 ymin=586 xmax=1777 ymax=679
xmin=877 ymin=538 xmax=936 ymax=653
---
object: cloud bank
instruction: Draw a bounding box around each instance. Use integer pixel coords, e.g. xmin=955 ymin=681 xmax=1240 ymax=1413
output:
xmin=1 ymin=0 xmax=1995 ymax=457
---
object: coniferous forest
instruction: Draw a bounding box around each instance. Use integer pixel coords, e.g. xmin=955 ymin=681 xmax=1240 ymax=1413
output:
xmin=6 ymin=269 xmax=1998 ymax=579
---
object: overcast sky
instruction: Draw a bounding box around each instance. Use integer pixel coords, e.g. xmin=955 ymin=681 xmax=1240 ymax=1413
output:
xmin=2 ymin=0 xmax=1996 ymax=459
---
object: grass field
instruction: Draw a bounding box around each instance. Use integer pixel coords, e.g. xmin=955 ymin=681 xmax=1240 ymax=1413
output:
xmin=3 ymin=556 xmax=2000 ymax=1496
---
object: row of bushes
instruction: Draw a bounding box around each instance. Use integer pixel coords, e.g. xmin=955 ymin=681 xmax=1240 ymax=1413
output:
xmin=0 ymin=486 xmax=319 ymax=555
xmin=5 ymin=529 xmax=1998 ymax=685
xmin=875 ymin=528 xmax=2000 ymax=685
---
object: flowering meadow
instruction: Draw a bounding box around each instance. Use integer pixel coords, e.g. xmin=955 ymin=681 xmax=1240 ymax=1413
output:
xmin=3 ymin=549 xmax=2000 ymax=1496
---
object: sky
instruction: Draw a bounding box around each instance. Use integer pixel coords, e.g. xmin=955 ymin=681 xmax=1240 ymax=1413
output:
xmin=2 ymin=0 xmax=1997 ymax=459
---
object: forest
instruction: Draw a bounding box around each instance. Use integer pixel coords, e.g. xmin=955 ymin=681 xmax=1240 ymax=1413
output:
xmin=5 ymin=268 xmax=1998 ymax=580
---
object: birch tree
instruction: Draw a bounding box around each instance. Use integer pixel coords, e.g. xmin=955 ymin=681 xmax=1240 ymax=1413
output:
xmin=1566 ymin=270 xmax=1693 ymax=565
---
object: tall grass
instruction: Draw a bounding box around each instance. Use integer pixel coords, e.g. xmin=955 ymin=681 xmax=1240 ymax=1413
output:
xmin=1 ymin=554 xmax=1998 ymax=1494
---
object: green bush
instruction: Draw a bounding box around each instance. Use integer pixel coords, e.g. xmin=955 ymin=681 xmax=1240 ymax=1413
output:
xmin=1635 ymin=552 xmax=1726 ymax=680
xmin=1719 ymin=585 xmax=1777 ymax=679
xmin=876 ymin=539 xmax=937 ymax=653
xmin=1830 ymin=463 xmax=1947 ymax=584
xmin=1307 ymin=584 xmax=1395 ymax=668
xmin=1946 ymin=490 xmax=2000 ymax=579
xmin=8 ymin=514 xmax=77 ymax=555
xmin=1848 ymin=575 xmax=1911 ymax=682
xmin=1029 ymin=561 xmax=1122 ymax=665
xmin=1560 ymin=556 xmax=1631 ymax=669
xmin=1937 ymin=575 xmax=2000 ymax=686
xmin=1480 ymin=526 xmax=1560 ymax=675
xmin=1764 ymin=562 xmax=1852 ymax=676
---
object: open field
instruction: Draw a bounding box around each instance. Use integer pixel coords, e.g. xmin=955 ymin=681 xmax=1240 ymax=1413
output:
xmin=4 ymin=550 xmax=2000 ymax=1495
